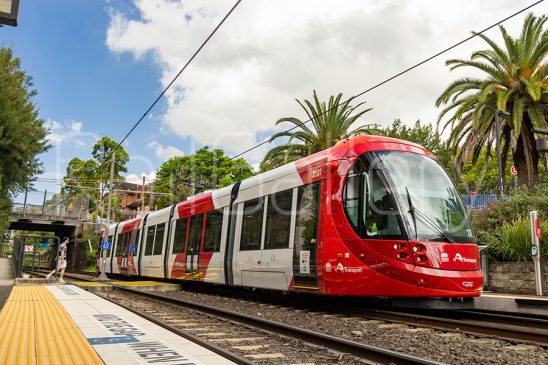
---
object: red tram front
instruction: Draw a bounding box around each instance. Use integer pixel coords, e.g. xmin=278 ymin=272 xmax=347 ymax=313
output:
xmin=315 ymin=136 xmax=484 ymax=297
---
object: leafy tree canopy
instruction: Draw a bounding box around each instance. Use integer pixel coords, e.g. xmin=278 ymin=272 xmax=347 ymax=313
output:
xmin=458 ymin=147 xmax=514 ymax=193
xmin=0 ymin=47 xmax=49 ymax=232
xmin=153 ymin=146 xmax=253 ymax=209
xmin=436 ymin=13 xmax=547 ymax=187
xmin=379 ymin=119 xmax=452 ymax=170
xmin=63 ymin=136 xmax=129 ymax=208
xmin=260 ymin=90 xmax=378 ymax=171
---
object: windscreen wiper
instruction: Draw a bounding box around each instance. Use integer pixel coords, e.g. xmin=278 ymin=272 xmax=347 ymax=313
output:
xmin=405 ymin=187 xmax=457 ymax=244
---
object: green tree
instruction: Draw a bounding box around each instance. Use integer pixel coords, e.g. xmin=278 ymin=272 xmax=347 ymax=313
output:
xmin=62 ymin=137 xmax=129 ymax=213
xmin=260 ymin=90 xmax=378 ymax=171
xmin=153 ymin=146 xmax=253 ymax=208
xmin=92 ymin=137 xmax=129 ymax=177
xmin=0 ymin=48 xmax=49 ymax=231
xmin=63 ymin=158 xmax=99 ymax=197
xmin=436 ymin=13 xmax=547 ymax=187
xmin=458 ymin=148 xmax=514 ymax=193
xmin=380 ymin=119 xmax=452 ymax=170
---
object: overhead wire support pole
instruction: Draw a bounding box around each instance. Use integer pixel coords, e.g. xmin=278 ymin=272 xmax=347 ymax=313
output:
xmin=98 ymin=150 xmax=116 ymax=281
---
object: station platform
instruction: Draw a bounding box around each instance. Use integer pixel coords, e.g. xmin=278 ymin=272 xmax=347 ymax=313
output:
xmin=71 ymin=280 xmax=182 ymax=293
xmin=475 ymin=292 xmax=548 ymax=316
xmin=0 ymin=284 xmax=235 ymax=365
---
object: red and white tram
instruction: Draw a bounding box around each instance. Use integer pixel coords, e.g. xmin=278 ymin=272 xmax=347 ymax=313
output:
xmin=98 ymin=135 xmax=484 ymax=297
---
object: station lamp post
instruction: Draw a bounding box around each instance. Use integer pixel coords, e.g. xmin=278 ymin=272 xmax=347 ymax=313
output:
xmin=0 ymin=0 xmax=20 ymax=26
xmin=495 ymin=109 xmax=510 ymax=196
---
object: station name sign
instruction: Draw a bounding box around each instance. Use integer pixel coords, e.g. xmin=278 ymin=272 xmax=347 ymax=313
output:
xmin=0 ymin=0 xmax=20 ymax=27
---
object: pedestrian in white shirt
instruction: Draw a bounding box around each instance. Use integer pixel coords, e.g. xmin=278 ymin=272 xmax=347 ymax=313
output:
xmin=46 ymin=237 xmax=68 ymax=283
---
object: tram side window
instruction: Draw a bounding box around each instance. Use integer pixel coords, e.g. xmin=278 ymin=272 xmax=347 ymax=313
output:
xmin=153 ymin=223 xmax=166 ymax=255
xmin=172 ymin=218 xmax=188 ymax=254
xmin=344 ymin=173 xmax=360 ymax=228
xmin=123 ymin=232 xmax=131 ymax=256
xmin=129 ymin=229 xmax=140 ymax=256
xmin=365 ymin=170 xmax=403 ymax=239
xmin=107 ymin=235 xmax=113 ymax=257
xmin=187 ymin=214 xmax=204 ymax=254
xmin=264 ymin=190 xmax=292 ymax=249
xmin=343 ymin=165 xmax=404 ymax=240
xmin=144 ymin=226 xmax=155 ymax=256
xmin=240 ymin=198 xmax=264 ymax=251
xmin=295 ymin=183 xmax=320 ymax=252
xmin=204 ymin=209 xmax=223 ymax=252
xmin=115 ymin=233 xmax=124 ymax=257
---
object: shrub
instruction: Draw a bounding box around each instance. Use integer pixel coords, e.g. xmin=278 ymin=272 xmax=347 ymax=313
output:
xmin=471 ymin=183 xmax=548 ymax=262
xmin=471 ymin=184 xmax=548 ymax=233
xmin=479 ymin=218 xmax=548 ymax=262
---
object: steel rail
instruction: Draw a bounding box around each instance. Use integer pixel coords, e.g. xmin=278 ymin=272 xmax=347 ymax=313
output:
xmin=100 ymin=293 xmax=255 ymax=365
xmin=354 ymin=308 xmax=548 ymax=347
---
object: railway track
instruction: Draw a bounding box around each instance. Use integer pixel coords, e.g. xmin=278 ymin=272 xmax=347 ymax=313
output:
xmin=40 ymin=270 xmax=548 ymax=346
xmin=100 ymin=287 xmax=442 ymax=365
xmin=29 ymin=270 xmax=548 ymax=363
xmin=32 ymin=270 xmax=442 ymax=364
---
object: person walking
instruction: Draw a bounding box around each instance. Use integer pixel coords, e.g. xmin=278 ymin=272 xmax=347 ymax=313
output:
xmin=46 ymin=237 xmax=68 ymax=282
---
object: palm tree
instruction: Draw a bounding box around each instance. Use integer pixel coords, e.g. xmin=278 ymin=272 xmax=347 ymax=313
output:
xmin=436 ymin=13 xmax=547 ymax=188
xmin=260 ymin=90 xmax=378 ymax=171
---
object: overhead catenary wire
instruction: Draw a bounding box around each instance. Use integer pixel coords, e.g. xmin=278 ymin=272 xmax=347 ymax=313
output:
xmin=230 ymin=0 xmax=544 ymax=160
xmin=96 ymin=0 xmax=242 ymax=174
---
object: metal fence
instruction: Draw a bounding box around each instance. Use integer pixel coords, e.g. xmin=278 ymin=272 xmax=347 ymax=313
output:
xmin=12 ymin=235 xmax=60 ymax=278
xmin=461 ymin=194 xmax=498 ymax=210
xmin=11 ymin=190 xmax=91 ymax=222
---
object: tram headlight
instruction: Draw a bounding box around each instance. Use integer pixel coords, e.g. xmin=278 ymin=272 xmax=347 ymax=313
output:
xmin=416 ymin=255 xmax=428 ymax=264
xmin=412 ymin=244 xmax=425 ymax=252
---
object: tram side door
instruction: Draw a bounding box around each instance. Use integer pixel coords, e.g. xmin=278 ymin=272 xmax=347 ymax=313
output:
xmin=293 ymin=182 xmax=321 ymax=289
xmin=186 ymin=214 xmax=204 ymax=279
xmin=120 ymin=231 xmax=130 ymax=274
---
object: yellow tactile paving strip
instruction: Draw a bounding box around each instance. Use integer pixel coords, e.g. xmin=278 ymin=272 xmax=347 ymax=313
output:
xmin=70 ymin=281 xmax=110 ymax=287
xmin=0 ymin=286 xmax=104 ymax=365
xmin=110 ymin=281 xmax=179 ymax=287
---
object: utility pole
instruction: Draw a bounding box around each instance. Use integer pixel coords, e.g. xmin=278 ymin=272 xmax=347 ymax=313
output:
xmin=142 ymin=175 xmax=146 ymax=213
xmin=98 ymin=151 xmax=116 ymax=281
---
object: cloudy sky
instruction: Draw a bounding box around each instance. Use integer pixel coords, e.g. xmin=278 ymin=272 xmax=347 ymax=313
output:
xmin=1 ymin=0 xmax=543 ymax=202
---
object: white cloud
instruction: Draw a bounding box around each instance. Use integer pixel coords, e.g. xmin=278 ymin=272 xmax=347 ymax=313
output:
xmin=70 ymin=121 xmax=83 ymax=133
xmin=125 ymin=171 xmax=157 ymax=184
xmin=147 ymin=140 xmax=184 ymax=161
xmin=46 ymin=120 xmax=89 ymax=146
xmin=45 ymin=120 xmax=63 ymax=144
xmin=106 ymin=0 xmax=529 ymax=161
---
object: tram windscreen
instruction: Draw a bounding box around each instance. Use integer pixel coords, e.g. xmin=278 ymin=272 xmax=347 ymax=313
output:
xmin=343 ymin=151 xmax=474 ymax=243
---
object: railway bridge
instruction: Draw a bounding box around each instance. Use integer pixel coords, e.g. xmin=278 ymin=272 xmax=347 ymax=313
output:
xmin=4 ymin=190 xmax=95 ymax=271
xmin=8 ymin=189 xmax=91 ymax=239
